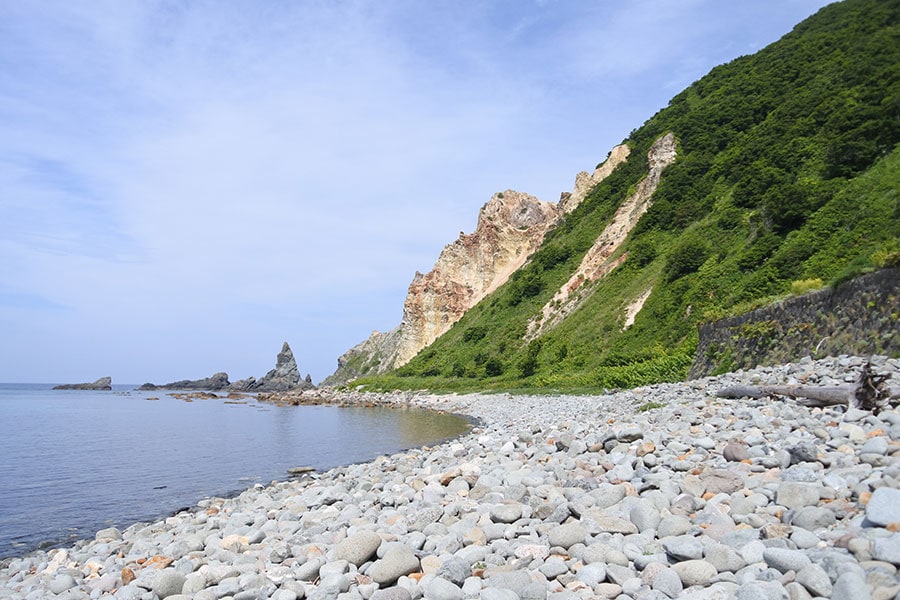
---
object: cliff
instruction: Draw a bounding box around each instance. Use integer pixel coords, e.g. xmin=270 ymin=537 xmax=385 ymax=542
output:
xmin=325 ymin=148 xmax=632 ymax=385
xmin=337 ymin=0 xmax=899 ymax=391
xmin=526 ymin=133 xmax=676 ymax=340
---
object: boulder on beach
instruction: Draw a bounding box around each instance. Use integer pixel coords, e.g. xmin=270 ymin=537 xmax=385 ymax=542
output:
xmin=52 ymin=376 xmax=112 ymax=391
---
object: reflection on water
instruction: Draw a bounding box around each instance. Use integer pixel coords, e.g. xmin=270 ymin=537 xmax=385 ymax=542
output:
xmin=0 ymin=385 xmax=470 ymax=558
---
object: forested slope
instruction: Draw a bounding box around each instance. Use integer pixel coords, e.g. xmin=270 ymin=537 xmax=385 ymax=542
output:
xmin=357 ymin=0 xmax=900 ymax=392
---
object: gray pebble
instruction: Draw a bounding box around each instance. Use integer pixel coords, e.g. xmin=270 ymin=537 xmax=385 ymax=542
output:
xmin=795 ymin=563 xmax=832 ymax=597
xmin=831 ymin=571 xmax=871 ymax=600
xmin=424 ymin=577 xmax=462 ymax=600
xmin=866 ymin=487 xmax=900 ymax=526
xmin=672 ymin=560 xmax=718 ymax=588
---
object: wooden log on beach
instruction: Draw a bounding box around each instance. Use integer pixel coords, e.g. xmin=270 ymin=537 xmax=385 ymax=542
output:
xmin=717 ymin=361 xmax=898 ymax=414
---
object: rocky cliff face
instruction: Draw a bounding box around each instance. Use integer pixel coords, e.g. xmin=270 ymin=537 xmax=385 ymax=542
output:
xmin=326 ymin=144 xmax=633 ymax=385
xmin=394 ymin=190 xmax=561 ymax=367
xmin=526 ymin=133 xmax=677 ymax=340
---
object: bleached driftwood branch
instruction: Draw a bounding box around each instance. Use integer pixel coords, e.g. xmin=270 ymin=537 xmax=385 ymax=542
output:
xmin=717 ymin=361 xmax=898 ymax=414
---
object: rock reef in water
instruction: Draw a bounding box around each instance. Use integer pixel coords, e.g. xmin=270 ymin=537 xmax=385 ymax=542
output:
xmin=52 ymin=376 xmax=112 ymax=391
xmin=137 ymin=372 xmax=230 ymax=391
xmin=137 ymin=342 xmax=314 ymax=392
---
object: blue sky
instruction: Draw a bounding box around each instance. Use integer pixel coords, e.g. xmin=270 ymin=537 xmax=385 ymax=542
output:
xmin=0 ymin=0 xmax=833 ymax=384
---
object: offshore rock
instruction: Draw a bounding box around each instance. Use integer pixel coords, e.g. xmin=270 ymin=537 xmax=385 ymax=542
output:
xmin=230 ymin=342 xmax=313 ymax=393
xmin=139 ymin=343 xmax=314 ymax=392
xmin=138 ymin=372 xmax=230 ymax=391
xmin=53 ymin=376 xmax=112 ymax=390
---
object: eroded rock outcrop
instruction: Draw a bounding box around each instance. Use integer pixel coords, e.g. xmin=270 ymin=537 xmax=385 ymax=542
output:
xmin=53 ymin=376 xmax=112 ymax=391
xmin=320 ymin=327 xmax=402 ymax=387
xmin=230 ymin=342 xmax=313 ymax=392
xmin=394 ymin=190 xmax=561 ymax=367
xmin=526 ymin=132 xmax=677 ymax=340
xmin=326 ymin=145 xmax=634 ymax=384
xmin=559 ymin=143 xmax=631 ymax=213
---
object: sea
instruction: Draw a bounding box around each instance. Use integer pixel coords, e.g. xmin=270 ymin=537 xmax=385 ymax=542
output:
xmin=0 ymin=384 xmax=470 ymax=559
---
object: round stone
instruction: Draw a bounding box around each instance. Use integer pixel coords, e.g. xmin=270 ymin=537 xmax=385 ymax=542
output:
xmin=49 ymin=574 xmax=77 ymax=595
xmin=663 ymin=536 xmax=704 ymax=561
xmin=490 ymin=503 xmax=523 ymax=524
xmin=548 ymin=522 xmax=587 ymax=549
xmin=796 ymin=563 xmax=832 ymax=597
xmin=152 ymin=569 xmax=187 ymax=599
xmin=425 ymin=576 xmax=463 ymax=600
xmin=334 ymin=530 xmax=383 ymax=566
xmin=790 ymin=506 xmax=836 ymax=530
xmin=651 ymin=567 xmax=683 ymax=598
xmin=576 ymin=563 xmax=606 ymax=587
xmin=831 ymin=571 xmax=869 ymax=600
xmin=672 ymin=560 xmax=717 ymax=588
xmin=776 ymin=482 xmax=820 ymax=510
xmin=723 ymin=442 xmax=750 ymax=462
xmin=370 ymin=588 xmax=413 ymax=600
xmin=762 ymin=548 xmax=811 ymax=574
xmin=873 ymin=533 xmax=900 ymax=566
xmin=866 ymin=487 xmax=900 ymax=526
xmin=368 ymin=544 xmax=420 ymax=586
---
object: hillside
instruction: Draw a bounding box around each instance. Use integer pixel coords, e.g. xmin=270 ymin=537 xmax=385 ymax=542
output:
xmin=344 ymin=0 xmax=900 ymax=392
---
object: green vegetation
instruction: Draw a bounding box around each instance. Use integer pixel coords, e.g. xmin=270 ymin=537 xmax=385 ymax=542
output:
xmin=355 ymin=0 xmax=900 ymax=393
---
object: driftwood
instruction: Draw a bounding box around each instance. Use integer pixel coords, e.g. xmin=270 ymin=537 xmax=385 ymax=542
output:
xmin=717 ymin=361 xmax=898 ymax=414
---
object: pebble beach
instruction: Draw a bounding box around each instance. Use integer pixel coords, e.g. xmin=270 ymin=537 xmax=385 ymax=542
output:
xmin=2 ymin=355 xmax=899 ymax=600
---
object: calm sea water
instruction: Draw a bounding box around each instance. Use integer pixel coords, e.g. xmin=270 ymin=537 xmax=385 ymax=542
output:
xmin=0 ymin=384 xmax=470 ymax=559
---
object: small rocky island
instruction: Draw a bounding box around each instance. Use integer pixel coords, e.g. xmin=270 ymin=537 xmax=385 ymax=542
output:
xmin=52 ymin=376 xmax=112 ymax=391
xmin=137 ymin=342 xmax=314 ymax=393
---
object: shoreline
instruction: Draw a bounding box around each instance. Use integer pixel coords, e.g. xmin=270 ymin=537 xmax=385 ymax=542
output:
xmin=1 ymin=355 xmax=898 ymax=599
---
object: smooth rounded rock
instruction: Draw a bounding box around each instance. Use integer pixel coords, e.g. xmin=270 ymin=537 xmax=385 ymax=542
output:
xmin=370 ymin=588 xmax=413 ymax=600
xmin=873 ymin=533 xmax=900 ymax=566
xmin=490 ymin=503 xmax=523 ymax=524
xmin=368 ymin=545 xmax=420 ymax=586
xmin=152 ymin=569 xmax=187 ymax=599
xmin=723 ymin=442 xmax=750 ymax=462
xmin=790 ymin=506 xmax=835 ymax=530
xmin=866 ymin=487 xmax=900 ymax=526
xmin=424 ymin=576 xmax=463 ymax=600
xmin=763 ymin=547 xmax=812 ymax=574
xmin=49 ymin=574 xmax=77 ymax=595
xmin=672 ymin=560 xmax=718 ymax=588
xmin=776 ymin=483 xmax=820 ymax=510
xmin=548 ymin=522 xmax=587 ymax=549
xmin=334 ymin=531 xmax=383 ymax=566
xmin=831 ymin=571 xmax=870 ymax=600
xmin=575 ymin=563 xmax=606 ymax=587
xmin=796 ymin=563 xmax=832 ymax=597
xmin=651 ymin=567 xmax=683 ymax=598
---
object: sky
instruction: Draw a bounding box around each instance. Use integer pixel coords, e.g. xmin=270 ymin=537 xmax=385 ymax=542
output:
xmin=0 ymin=0 xmax=834 ymax=385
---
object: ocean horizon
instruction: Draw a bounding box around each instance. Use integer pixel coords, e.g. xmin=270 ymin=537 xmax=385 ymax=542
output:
xmin=0 ymin=383 xmax=469 ymax=559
